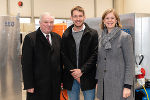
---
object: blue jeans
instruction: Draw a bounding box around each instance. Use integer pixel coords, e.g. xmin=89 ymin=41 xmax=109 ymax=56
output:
xmin=67 ymin=80 xmax=95 ymax=100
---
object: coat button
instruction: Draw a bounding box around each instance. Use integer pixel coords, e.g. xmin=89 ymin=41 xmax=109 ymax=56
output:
xmin=104 ymin=58 xmax=106 ymax=60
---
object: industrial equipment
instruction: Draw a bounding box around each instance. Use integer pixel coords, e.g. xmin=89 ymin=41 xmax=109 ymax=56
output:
xmin=0 ymin=16 xmax=22 ymax=100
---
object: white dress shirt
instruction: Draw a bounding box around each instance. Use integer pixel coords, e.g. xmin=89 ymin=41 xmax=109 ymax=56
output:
xmin=42 ymin=32 xmax=52 ymax=45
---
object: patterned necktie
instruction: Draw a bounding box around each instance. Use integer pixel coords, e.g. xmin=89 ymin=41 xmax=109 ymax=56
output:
xmin=46 ymin=34 xmax=50 ymax=44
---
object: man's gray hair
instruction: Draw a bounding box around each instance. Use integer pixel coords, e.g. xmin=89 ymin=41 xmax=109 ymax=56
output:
xmin=39 ymin=12 xmax=55 ymax=22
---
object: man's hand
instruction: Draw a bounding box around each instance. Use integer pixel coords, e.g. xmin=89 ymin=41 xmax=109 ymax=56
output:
xmin=123 ymin=88 xmax=131 ymax=98
xmin=27 ymin=88 xmax=34 ymax=93
xmin=70 ymin=69 xmax=83 ymax=80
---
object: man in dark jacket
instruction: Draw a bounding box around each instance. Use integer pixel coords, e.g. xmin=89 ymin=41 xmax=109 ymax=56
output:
xmin=61 ymin=6 xmax=98 ymax=100
xmin=21 ymin=12 xmax=62 ymax=100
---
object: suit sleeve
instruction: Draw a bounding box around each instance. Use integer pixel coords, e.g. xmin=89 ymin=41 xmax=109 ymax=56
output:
xmin=121 ymin=33 xmax=135 ymax=86
xmin=21 ymin=35 xmax=34 ymax=90
xmin=81 ymin=30 xmax=98 ymax=74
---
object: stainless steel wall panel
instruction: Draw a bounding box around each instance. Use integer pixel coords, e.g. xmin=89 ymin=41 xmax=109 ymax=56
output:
xmin=120 ymin=13 xmax=135 ymax=38
xmin=0 ymin=16 xmax=22 ymax=100
xmin=140 ymin=17 xmax=150 ymax=79
xmin=85 ymin=17 xmax=102 ymax=35
xmin=134 ymin=15 xmax=142 ymax=57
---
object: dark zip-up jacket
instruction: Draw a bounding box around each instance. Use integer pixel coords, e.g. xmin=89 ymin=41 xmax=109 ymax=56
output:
xmin=61 ymin=23 xmax=98 ymax=91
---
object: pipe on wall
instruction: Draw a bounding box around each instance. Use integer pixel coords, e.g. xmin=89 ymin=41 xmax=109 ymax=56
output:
xmin=94 ymin=0 xmax=97 ymax=17
xmin=6 ymin=0 xmax=10 ymax=15
xmin=31 ymin=0 xmax=34 ymax=23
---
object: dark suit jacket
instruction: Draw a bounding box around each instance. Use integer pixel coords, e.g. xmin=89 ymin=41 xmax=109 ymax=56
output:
xmin=22 ymin=28 xmax=62 ymax=100
xmin=61 ymin=23 xmax=98 ymax=91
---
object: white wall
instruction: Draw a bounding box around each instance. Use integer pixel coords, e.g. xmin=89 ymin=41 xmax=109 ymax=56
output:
xmin=0 ymin=0 xmax=113 ymax=18
xmin=34 ymin=0 xmax=95 ymax=18
xmin=96 ymin=0 xmax=113 ymax=17
xmin=124 ymin=0 xmax=150 ymax=14
xmin=2 ymin=0 xmax=150 ymax=18
xmin=114 ymin=0 xmax=124 ymax=14
xmin=0 ymin=0 xmax=7 ymax=15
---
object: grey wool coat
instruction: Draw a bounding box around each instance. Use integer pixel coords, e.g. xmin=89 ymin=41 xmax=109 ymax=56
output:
xmin=96 ymin=29 xmax=135 ymax=100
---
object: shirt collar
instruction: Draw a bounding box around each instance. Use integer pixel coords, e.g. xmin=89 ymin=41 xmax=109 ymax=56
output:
xmin=72 ymin=24 xmax=85 ymax=33
xmin=40 ymin=29 xmax=51 ymax=37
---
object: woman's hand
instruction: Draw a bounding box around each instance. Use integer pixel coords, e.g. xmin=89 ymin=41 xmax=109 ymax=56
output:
xmin=123 ymin=88 xmax=131 ymax=98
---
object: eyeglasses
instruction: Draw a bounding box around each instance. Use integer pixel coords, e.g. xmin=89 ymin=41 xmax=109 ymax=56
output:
xmin=72 ymin=15 xmax=84 ymax=19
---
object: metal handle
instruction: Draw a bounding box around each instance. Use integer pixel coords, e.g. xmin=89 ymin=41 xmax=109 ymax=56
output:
xmin=139 ymin=55 xmax=144 ymax=65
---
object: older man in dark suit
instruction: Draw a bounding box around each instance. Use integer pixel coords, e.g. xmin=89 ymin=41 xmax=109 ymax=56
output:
xmin=21 ymin=12 xmax=62 ymax=100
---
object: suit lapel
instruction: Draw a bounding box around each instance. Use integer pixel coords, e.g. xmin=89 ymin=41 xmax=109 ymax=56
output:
xmin=37 ymin=28 xmax=54 ymax=52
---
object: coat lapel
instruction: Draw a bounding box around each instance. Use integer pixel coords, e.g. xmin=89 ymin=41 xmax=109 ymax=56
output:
xmin=37 ymin=28 xmax=54 ymax=52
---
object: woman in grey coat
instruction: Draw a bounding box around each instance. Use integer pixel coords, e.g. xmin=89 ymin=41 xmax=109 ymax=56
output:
xmin=96 ymin=9 xmax=135 ymax=100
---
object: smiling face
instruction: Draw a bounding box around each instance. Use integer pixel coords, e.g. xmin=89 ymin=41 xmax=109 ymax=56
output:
xmin=71 ymin=10 xmax=85 ymax=30
xmin=103 ymin=12 xmax=117 ymax=32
